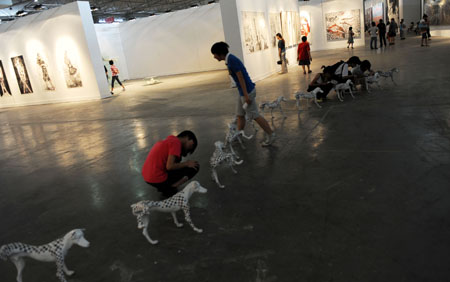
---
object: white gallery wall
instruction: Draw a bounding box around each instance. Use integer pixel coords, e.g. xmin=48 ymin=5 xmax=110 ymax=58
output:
xmin=299 ymin=0 xmax=365 ymax=52
xmin=422 ymin=0 xmax=450 ymax=37
xmin=95 ymin=3 xmax=226 ymax=80
xmin=0 ymin=1 xmax=110 ymax=108
xmin=401 ymin=0 xmax=421 ymax=25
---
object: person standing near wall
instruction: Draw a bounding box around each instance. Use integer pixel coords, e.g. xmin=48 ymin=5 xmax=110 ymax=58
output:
xmin=399 ymin=19 xmax=406 ymax=40
xmin=377 ymin=19 xmax=387 ymax=48
xmin=109 ymin=60 xmax=125 ymax=95
xmin=297 ymin=36 xmax=312 ymax=75
xmin=424 ymin=14 xmax=431 ymax=40
xmin=276 ymin=33 xmax=288 ymax=74
xmin=419 ymin=19 xmax=429 ymax=47
xmin=347 ymin=27 xmax=355 ymax=49
xmin=388 ymin=18 xmax=398 ymax=45
xmin=211 ymin=42 xmax=276 ymax=146
xmin=369 ymin=22 xmax=379 ymax=49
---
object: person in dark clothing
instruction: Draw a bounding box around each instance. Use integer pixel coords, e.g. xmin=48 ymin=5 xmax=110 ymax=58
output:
xmin=307 ymin=66 xmax=334 ymax=102
xmin=276 ymin=33 xmax=288 ymax=73
xmin=377 ymin=19 xmax=387 ymax=48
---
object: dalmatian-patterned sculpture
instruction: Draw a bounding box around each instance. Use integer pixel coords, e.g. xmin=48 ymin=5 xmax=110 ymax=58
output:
xmin=376 ymin=68 xmax=399 ymax=85
xmin=365 ymin=72 xmax=381 ymax=93
xmin=210 ymin=141 xmax=243 ymax=188
xmin=0 ymin=229 xmax=90 ymax=282
xmin=224 ymin=118 xmax=254 ymax=158
xmin=294 ymin=87 xmax=324 ymax=110
xmin=131 ymin=181 xmax=207 ymax=245
xmin=259 ymin=96 xmax=287 ymax=119
xmin=333 ymin=79 xmax=355 ymax=101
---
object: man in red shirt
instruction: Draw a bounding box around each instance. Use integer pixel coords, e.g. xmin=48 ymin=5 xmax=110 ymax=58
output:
xmin=297 ymin=36 xmax=312 ymax=75
xmin=142 ymin=131 xmax=199 ymax=197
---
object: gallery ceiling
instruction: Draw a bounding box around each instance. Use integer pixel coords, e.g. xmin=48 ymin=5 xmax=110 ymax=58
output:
xmin=0 ymin=0 xmax=216 ymax=22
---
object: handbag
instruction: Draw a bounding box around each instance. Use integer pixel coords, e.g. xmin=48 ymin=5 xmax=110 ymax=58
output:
xmin=277 ymin=60 xmax=282 ymax=65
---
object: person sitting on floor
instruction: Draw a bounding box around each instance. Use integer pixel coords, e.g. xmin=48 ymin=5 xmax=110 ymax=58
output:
xmin=307 ymin=66 xmax=335 ymax=102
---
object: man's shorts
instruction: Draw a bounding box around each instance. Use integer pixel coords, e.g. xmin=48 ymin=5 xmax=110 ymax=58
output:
xmin=236 ymin=89 xmax=260 ymax=120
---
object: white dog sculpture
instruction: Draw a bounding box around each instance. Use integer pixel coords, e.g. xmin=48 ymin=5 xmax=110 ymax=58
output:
xmin=365 ymin=72 xmax=381 ymax=92
xmin=294 ymin=87 xmax=324 ymax=110
xmin=131 ymin=181 xmax=207 ymax=245
xmin=260 ymin=96 xmax=287 ymax=119
xmin=333 ymin=79 xmax=355 ymax=101
xmin=224 ymin=119 xmax=253 ymax=157
xmin=0 ymin=229 xmax=90 ymax=282
xmin=210 ymin=141 xmax=243 ymax=188
xmin=377 ymin=68 xmax=399 ymax=85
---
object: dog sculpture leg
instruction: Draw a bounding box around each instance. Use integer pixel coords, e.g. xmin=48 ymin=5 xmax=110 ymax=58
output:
xmin=349 ymin=88 xmax=355 ymax=99
xmin=313 ymin=97 xmax=322 ymax=108
xmin=270 ymin=108 xmax=275 ymax=119
xmin=182 ymin=206 xmax=202 ymax=233
xmin=229 ymin=142 xmax=240 ymax=158
xmin=279 ymin=106 xmax=287 ymax=119
xmin=365 ymin=78 xmax=371 ymax=93
xmin=230 ymin=159 xmax=243 ymax=174
xmin=56 ymin=259 xmax=68 ymax=282
xmin=11 ymin=256 xmax=25 ymax=282
xmin=141 ymin=215 xmax=158 ymax=244
xmin=236 ymin=135 xmax=245 ymax=149
xmin=390 ymin=75 xmax=397 ymax=85
xmin=337 ymin=90 xmax=344 ymax=102
xmin=62 ymin=261 xmax=75 ymax=276
xmin=171 ymin=212 xmax=183 ymax=228
xmin=211 ymin=168 xmax=224 ymax=188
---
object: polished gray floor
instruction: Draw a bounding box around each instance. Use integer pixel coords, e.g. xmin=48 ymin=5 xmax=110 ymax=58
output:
xmin=1 ymin=35 xmax=450 ymax=282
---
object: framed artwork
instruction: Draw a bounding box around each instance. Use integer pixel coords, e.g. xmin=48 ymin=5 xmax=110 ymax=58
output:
xmin=281 ymin=11 xmax=300 ymax=47
xmin=242 ymin=11 xmax=270 ymax=54
xmin=300 ymin=11 xmax=312 ymax=42
xmin=11 ymin=56 xmax=33 ymax=94
xmin=0 ymin=60 xmax=12 ymax=96
xmin=325 ymin=9 xmax=361 ymax=41
xmin=424 ymin=0 xmax=450 ymax=25
xmin=36 ymin=53 xmax=55 ymax=91
xmin=387 ymin=0 xmax=400 ymax=22
xmin=365 ymin=7 xmax=373 ymax=29
xmin=372 ymin=2 xmax=384 ymax=23
xmin=63 ymin=51 xmax=83 ymax=88
xmin=269 ymin=13 xmax=282 ymax=48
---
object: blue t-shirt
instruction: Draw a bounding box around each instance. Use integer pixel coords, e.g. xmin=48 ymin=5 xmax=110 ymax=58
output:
xmin=226 ymin=54 xmax=255 ymax=96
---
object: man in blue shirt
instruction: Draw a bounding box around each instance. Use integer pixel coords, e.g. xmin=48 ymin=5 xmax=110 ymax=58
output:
xmin=211 ymin=42 xmax=276 ymax=146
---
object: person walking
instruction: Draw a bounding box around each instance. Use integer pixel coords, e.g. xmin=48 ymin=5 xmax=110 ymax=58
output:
xmin=109 ymin=60 xmax=125 ymax=95
xmin=419 ymin=19 xmax=429 ymax=47
xmin=276 ymin=33 xmax=288 ymax=74
xmin=400 ymin=19 xmax=406 ymax=40
xmin=347 ymin=27 xmax=355 ymax=49
xmin=297 ymin=36 xmax=312 ymax=74
xmin=369 ymin=21 xmax=379 ymax=49
xmin=424 ymin=14 xmax=431 ymax=40
xmin=388 ymin=18 xmax=398 ymax=45
xmin=377 ymin=19 xmax=387 ymax=48
xmin=211 ymin=42 xmax=276 ymax=146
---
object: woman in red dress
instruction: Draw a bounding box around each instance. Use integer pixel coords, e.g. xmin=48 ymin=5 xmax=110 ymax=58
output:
xmin=297 ymin=36 xmax=312 ymax=75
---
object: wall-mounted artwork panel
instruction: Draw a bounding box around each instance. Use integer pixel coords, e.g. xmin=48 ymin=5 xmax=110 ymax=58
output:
xmin=0 ymin=60 xmax=12 ymax=96
xmin=11 ymin=56 xmax=33 ymax=94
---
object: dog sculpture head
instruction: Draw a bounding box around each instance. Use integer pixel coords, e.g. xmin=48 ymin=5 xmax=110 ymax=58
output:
xmin=184 ymin=180 xmax=208 ymax=194
xmin=214 ymin=140 xmax=225 ymax=150
xmin=344 ymin=79 xmax=353 ymax=86
xmin=276 ymin=96 xmax=287 ymax=103
xmin=391 ymin=68 xmax=399 ymax=73
xmin=312 ymin=87 xmax=324 ymax=95
xmin=259 ymin=102 xmax=268 ymax=110
xmin=66 ymin=229 xmax=90 ymax=248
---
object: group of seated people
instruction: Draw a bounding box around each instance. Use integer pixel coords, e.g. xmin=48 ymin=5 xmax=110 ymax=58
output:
xmin=307 ymin=56 xmax=374 ymax=102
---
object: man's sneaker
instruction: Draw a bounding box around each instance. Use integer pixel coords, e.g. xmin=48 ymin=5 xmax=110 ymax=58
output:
xmin=261 ymin=133 xmax=276 ymax=147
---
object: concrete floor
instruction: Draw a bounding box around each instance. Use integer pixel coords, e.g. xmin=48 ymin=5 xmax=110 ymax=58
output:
xmin=1 ymin=35 xmax=450 ymax=282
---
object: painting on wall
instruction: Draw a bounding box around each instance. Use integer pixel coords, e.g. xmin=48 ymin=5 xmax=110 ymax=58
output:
xmin=325 ymin=9 xmax=361 ymax=41
xmin=269 ymin=13 xmax=282 ymax=48
xmin=36 ymin=53 xmax=55 ymax=91
xmin=0 ymin=60 xmax=12 ymax=96
xmin=425 ymin=0 xmax=450 ymax=25
xmin=11 ymin=56 xmax=33 ymax=94
xmin=281 ymin=11 xmax=300 ymax=47
xmin=242 ymin=11 xmax=270 ymax=54
xmin=372 ymin=2 xmax=384 ymax=23
xmin=387 ymin=0 xmax=399 ymax=22
xmin=300 ymin=11 xmax=311 ymax=40
xmin=365 ymin=8 xmax=373 ymax=30
xmin=63 ymin=51 xmax=83 ymax=88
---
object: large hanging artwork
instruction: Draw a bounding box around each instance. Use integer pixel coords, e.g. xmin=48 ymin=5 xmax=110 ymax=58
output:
xmin=300 ymin=11 xmax=311 ymax=43
xmin=281 ymin=11 xmax=300 ymax=47
xmin=11 ymin=56 xmax=33 ymax=94
xmin=372 ymin=2 xmax=384 ymax=23
xmin=0 ymin=60 xmax=12 ymax=96
xmin=387 ymin=0 xmax=400 ymax=22
xmin=269 ymin=13 xmax=282 ymax=48
xmin=325 ymin=9 xmax=361 ymax=41
xmin=424 ymin=0 xmax=450 ymax=25
xmin=63 ymin=51 xmax=83 ymax=88
xmin=365 ymin=8 xmax=373 ymax=29
xmin=242 ymin=11 xmax=270 ymax=54
xmin=36 ymin=53 xmax=55 ymax=91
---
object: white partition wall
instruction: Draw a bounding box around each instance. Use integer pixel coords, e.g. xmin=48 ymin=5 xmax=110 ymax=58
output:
xmin=423 ymin=0 xmax=450 ymax=37
xmin=0 ymin=1 xmax=110 ymax=108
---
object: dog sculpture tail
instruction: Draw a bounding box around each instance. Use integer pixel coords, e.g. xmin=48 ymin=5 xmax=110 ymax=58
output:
xmin=0 ymin=243 xmax=27 ymax=260
xmin=131 ymin=201 xmax=158 ymax=229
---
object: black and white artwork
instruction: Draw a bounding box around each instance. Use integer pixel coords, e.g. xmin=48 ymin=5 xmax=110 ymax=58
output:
xmin=242 ymin=11 xmax=270 ymax=54
xmin=63 ymin=51 xmax=83 ymax=88
xmin=387 ymin=0 xmax=400 ymax=22
xmin=11 ymin=56 xmax=33 ymax=94
xmin=36 ymin=53 xmax=55 ymax=91
xmin=281 ymin=11 xmax=300 ymax=47
xmin=269 ymin=13 xmax=282 ymax=48
xmin=0 ymin=60 xmax=12 ymax=96
xmin=425 ymin=0 xmax=450 ymax=25
xmin=325 ymin=9 xmax=361 ymax=41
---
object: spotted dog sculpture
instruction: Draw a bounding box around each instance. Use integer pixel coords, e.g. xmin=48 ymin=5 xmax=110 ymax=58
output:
xmin=224 ymin=119 xmax=254 ymax=157
xmin=333 ymin=79 xmax=355 ymax=101
xmin=0 ymin=229 xmax=90 ymax=282
xmin=365 ymin=72 xmax=381 ymax=92
xmin=259 ymin=96 xmax=287 ymax=119
xmin=131 ymin=181 xmax=207 ymax=245
xmin=377 ymin=68 xmax=399 ymax=85
xmin=210 ymin=141 xmax=243 ymax=188
xmin=294 ymin=87 xmax=324 ymax=110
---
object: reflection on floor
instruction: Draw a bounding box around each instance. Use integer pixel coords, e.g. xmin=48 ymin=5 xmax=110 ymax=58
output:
xmin=1 ymin=36 xmax=450 ymax=282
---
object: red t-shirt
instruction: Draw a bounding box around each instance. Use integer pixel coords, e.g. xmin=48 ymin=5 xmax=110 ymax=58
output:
xmin=297 ymin=42 xmax=310 ymax=61
xmin=142 ymin=135 xmax=181 ymax=183
xmin=110 ymin=65 xmax=119 ymax=76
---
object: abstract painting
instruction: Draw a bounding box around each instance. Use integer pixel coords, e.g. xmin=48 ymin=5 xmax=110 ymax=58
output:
xmin=387 ymin=0 xmax=399 ymax=22
xmin=63 ymin=51 xmax=83 ymax=88
xmin=36 ymin=53 xmax=55 ymax=91
xmin=11 ymin=56 xmax=33 ymax=94
xmin=425 ymin=0 xmax=450 ymax=25
xmin=269 ymin=13 xmax=282 ymax=48
xmin=0 ymin=60 xmax=12 ymax=96
xmin=365 ymin=8 xmax=373 ymax=29
xmin=325 ymin=9 xmax=361 ymax=41
xmin=372 ymin=2 xmax=384 ymax=23
xmin=242 ymin=11 xmax=270 ymax=54
xmin=300 ymin=11 xmax=311 ymax=39
xmin=281 ymin=11 xmax=300 ymax=47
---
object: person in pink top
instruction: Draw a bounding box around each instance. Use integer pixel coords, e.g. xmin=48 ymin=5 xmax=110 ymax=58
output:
xmin=109 ymin=60 xmax=125 ymax=95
